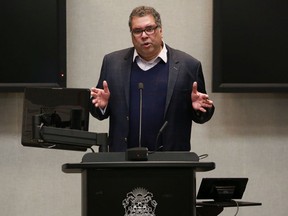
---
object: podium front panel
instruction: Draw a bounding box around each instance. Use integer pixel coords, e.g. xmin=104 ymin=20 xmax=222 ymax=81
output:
xmin=82 ymin=167 xmax=196 ymax=216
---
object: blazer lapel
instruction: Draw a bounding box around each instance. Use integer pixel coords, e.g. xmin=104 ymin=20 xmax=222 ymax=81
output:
xmin=121 ymin=48 xmax=134 ymax=109
xmin=165 ymin=47 xmax=180 ymax=116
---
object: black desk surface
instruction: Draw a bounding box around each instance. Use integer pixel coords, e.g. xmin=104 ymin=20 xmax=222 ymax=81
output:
xmin=62 ymin=152 xmax=215 ymax=173
xmin=197 ymin=201 xmax=262 ymax=208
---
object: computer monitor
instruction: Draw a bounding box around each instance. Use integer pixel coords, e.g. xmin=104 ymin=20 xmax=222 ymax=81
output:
xmin=21 ymin=87 xmax=95 ymax=151
xmin=197 ymin=178 xmax=248 ymax=202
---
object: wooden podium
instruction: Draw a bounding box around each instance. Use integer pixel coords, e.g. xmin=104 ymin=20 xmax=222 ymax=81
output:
xmin=62 ymin=152 xmax=215 ymax=216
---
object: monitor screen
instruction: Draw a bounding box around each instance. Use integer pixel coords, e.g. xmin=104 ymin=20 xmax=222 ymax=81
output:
xmin=197 ymin=178 xmax=248 ymax=201
xmin=0 ymin=0 xmax=66 ymax=92
xmin=212 ymin=0 xmax=288 ymax=92
xmin=21 ymin=87 xmax=91 ymax=151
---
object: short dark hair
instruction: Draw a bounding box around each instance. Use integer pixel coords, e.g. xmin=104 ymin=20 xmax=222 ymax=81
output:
xmin=128 ymin=6 xmax=162 ymax=31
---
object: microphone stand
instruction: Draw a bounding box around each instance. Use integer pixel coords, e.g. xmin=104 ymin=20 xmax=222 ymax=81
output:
xmin=138 ymin=82 xmax=143 ymax=148
xmin=126 ymin=82 xmax=148 ymax=161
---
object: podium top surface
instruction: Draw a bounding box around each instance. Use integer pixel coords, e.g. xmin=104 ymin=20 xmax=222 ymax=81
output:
xmin=62 ymin=152 xmax=215 ymax=173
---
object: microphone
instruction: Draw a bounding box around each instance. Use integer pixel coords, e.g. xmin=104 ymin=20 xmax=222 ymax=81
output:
xmin=126 ymin=82 xmax=148 ymax=161
xmin=154 ymin=121 xmax=168 ymax=151
xmin=138 ymin=82 xmax=144 ymax=148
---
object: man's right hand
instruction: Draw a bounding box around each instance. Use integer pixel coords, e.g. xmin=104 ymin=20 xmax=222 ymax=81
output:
xmin=91 ymin=80 xmax=110 ymax=109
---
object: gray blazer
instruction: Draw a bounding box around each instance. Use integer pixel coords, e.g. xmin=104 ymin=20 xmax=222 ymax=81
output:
xmin=90 ymin=44 xmax=214 ymax=152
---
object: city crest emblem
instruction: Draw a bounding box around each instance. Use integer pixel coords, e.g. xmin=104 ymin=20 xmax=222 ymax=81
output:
xmin=122 ymin=187 xmax=157 ymax=216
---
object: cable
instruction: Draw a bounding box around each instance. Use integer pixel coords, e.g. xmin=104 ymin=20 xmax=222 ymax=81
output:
xmin=38 ymin=123 xmax=56 ymax=149
xmin=232 ymin=200 xmax=239 ymax=216
xmin=198 ymin=154 xmax=209 ymax=160
xmin=89 ymin=147 xmax=95 ymax=153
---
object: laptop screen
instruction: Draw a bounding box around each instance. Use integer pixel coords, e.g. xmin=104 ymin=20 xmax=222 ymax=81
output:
xmin=197 ymin=178 xmax=248 ymax=201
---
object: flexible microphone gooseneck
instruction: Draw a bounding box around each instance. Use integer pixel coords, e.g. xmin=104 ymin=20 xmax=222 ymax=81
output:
xmin=154 ymin=121 xmax=168 ymax=152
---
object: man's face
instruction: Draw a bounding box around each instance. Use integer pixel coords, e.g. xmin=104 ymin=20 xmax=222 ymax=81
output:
xmin=130 ymin=15 xmax=163 ymax=61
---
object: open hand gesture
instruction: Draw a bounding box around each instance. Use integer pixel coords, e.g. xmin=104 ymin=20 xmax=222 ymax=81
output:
xmin=191 ymin=82 xmax=213 ymax=113
xmin=91 ymin=80 xmax=110 ymax=109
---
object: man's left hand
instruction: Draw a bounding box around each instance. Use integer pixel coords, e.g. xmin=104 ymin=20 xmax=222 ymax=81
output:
xmin=191 ymin=82 xmax=213 ymax=113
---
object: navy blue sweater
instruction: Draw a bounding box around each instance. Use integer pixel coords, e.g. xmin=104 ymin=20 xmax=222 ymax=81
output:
xmin=128 ymin=60 xmax=169 ymax=150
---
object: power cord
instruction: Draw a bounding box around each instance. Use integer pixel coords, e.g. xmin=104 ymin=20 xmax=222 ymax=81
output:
xmin=232 ymin=200 xmax=239 ymax=216
xmin=198 ymin=154 xmax=209 ymax=160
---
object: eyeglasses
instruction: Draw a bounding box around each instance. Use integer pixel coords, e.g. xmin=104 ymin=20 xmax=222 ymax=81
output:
xmin=131 ymin=25 xmax=159 ymax=37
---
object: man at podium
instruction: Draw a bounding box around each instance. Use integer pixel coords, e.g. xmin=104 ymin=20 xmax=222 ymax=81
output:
xmin=90 ymin=6 xmax=214 ymax=152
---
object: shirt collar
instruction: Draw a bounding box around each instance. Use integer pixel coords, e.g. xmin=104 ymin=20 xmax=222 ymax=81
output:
xmin=133 ymin=42 xmax=168 ymax=63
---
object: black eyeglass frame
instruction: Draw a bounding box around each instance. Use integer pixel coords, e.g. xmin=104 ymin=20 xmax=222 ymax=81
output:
xmin=131 ymin=25 xmax=159 ymax=37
